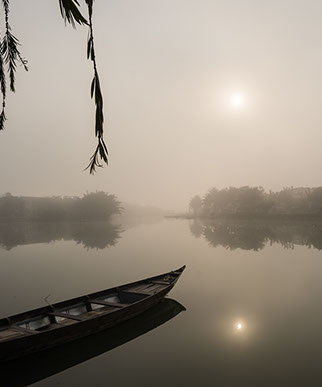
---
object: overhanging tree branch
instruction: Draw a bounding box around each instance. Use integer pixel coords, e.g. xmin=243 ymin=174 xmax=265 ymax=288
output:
xmin=59 ymin=0 xmax=108 ymax=173
xmin=0 ymin=0 xmax=28 ymax=130
xmin=0 ymin=1 xmax=109 ymax=174
xmin=84 ymin=0 xmax=108 ymax=174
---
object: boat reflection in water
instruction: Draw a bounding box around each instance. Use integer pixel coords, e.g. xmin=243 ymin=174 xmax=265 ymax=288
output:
xmin=0 ymin=298 xmax=185 ymax=387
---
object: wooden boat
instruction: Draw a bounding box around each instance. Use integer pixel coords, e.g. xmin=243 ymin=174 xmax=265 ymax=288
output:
xmin=0 ymin=265 xmax=185 ymax=362
xmin=1 ymin=298 xmax=185 ymax=386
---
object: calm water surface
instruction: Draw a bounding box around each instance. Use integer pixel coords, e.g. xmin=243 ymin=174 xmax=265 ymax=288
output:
xmin=1 ymin=218 xmax=322 ymax=386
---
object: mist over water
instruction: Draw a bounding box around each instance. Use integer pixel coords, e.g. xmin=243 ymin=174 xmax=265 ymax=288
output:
xmin=1 ymin=218 xmax=322 ymax=386
xmin=2 ymin=217 xmax=322 ymax=252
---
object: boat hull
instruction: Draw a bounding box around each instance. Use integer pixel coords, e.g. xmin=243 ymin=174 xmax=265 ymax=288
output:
xmin=0 ymin=299 xmax=185 ymax=387
xmin=1 ymin=285 xmax=173 ymax=361
xmin=0 ymin=266 xmax=186 ymax=361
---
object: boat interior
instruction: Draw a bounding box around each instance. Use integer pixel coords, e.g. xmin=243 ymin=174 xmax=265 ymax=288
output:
xmin=0 ymin=268 xmax=184 ymax=342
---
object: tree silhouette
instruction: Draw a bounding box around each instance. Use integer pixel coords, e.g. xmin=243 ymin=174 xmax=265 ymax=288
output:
xmin=0 ymin=192 xmax=122 ymax=221
xmin=189 ymin=195 xmax=203 ymax=216
xmin=192 ymin=186 xmax=322 ymax=217
xmin=0 ymin=0 xmax=108 ymax=173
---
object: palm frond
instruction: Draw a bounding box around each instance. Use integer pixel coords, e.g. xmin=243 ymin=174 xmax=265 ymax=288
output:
xmin=59 ymin=0 xmax=88 ymax=27
xmin=0 ymin=0 xmax=28 ymax=131
xmin=2 ymin=30 xmax=20 ymax=92
xmin=0 ymin=106 xmax=6 ymax=130
xmin=0 ymin=40 xmax=6 ymax=98
xmin=84 ymin=0 xmax=108 ymax=174
xmin=85 ymin=138 xmax=109 ymax=174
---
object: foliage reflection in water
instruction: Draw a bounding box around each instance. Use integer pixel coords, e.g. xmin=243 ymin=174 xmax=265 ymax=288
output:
xmin=189 ymin=218 xmax=322 ymax=250
xmin=0 ymin=221 xmax=122 ymax=250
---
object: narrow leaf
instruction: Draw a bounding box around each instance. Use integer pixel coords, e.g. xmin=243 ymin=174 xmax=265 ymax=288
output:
xmin=90 ymin=76 xmax=95 ymax=98
xmin=87 ymin=37 xmax=91 ymax=59
xmin=59 ymin=0 xmax=88 ymax=27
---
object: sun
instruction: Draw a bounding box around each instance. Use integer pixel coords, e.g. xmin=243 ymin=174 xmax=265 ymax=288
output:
xmin=234 ymin=320 xmax=245 ymax=331
xmin=229 ymin=93 xmax=245 ymax=109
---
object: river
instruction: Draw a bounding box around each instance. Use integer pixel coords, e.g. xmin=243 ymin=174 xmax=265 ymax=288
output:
xmin=1 ymin=218 xmax=322 ymax=386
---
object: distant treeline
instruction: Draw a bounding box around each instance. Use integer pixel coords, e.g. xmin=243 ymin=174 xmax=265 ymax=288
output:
xmin=0 ymin=192 xmax=122 ymax=221
xmin=189 ymin=186 xmax=322 ymax=217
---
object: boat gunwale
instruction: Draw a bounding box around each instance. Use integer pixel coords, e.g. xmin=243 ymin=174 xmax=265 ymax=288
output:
xmin=0 ymin=266 xmax=185 ymax=341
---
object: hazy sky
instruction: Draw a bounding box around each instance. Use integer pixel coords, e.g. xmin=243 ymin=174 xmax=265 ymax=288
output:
xmin=1 ymin=0 xmax=322 ymax=210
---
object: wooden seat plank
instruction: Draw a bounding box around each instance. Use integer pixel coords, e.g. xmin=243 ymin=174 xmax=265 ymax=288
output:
xmin=150 ymin=280 xmax=170 ymax=285
xmin=91 ymin=300 xmax=129 ymax=308
xmin=121 ymin=289 xmax=153 ymax=296
xmin=0 ymin=329 xmax=27 ymax=341
xmin=11 ymin=326 xmax=38 ymax=335
xmin=48 ymin=312 xmax=85 ymax=321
